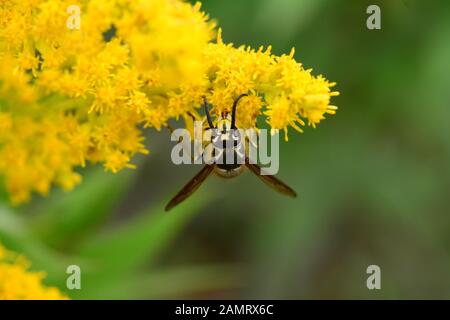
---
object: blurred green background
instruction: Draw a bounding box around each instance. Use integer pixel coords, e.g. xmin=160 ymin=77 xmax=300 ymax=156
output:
xmin=1 ymin=0 xmax=450 ymax=299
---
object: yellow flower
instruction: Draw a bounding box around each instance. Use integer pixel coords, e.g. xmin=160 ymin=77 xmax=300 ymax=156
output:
xmin=0 ymin=0 xmax=338 ymax=204
xmin=201 ymin=34 xmax=339 ymax=139
xmin=127 ymin=90 xmax=151 ymax=115
xmin=0 ymin=243 xmax=68 ymax=300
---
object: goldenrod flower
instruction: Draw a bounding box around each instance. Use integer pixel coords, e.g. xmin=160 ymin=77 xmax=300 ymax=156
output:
xmin=0 ymin=243 xmax=67 ymax=300
xmin=0 ymin=0 xmax=338 ymax=203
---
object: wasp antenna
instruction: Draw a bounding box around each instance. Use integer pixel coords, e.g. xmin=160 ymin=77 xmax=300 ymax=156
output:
xmin=203 ymin=96 xmax=214 ymax=129
xmin=231 ymin=93 xmax=248 ymax=129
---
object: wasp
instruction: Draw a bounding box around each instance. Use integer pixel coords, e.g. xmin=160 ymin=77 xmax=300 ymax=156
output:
xmin=165 ymin=94 xmax=297 ymax=211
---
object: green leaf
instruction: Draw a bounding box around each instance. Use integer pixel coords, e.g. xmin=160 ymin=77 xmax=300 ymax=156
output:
xmin=31 ymin=167 xmax=135 ymax=248
xmin=74 ymin=190 xmax=212 ymax=293
xmin=70 ymin=264 xmax=240 ymax=299
xmin=0 ymin=205 xmax=74 ymax=285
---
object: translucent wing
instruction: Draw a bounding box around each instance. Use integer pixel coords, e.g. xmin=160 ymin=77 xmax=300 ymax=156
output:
xmin=165 ymin=165 xmax=215 ymax=211
xmin=245 ymin=160 xmax=297 ymax=198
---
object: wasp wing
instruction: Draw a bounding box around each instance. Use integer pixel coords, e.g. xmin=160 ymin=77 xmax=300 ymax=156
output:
xmin=245 ymin=160 xmax=297 ymax=198
xmin=165 ymin=165 xmax=215 ymax=211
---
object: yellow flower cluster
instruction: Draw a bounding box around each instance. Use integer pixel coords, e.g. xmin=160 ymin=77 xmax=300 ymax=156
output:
xmin=0 ymin=243 xmax=67 ymax=299
xmin=203 ymin=30 xmax=339 ymax=136
xmin=0 ymin=0 xmax=338 ymax=204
